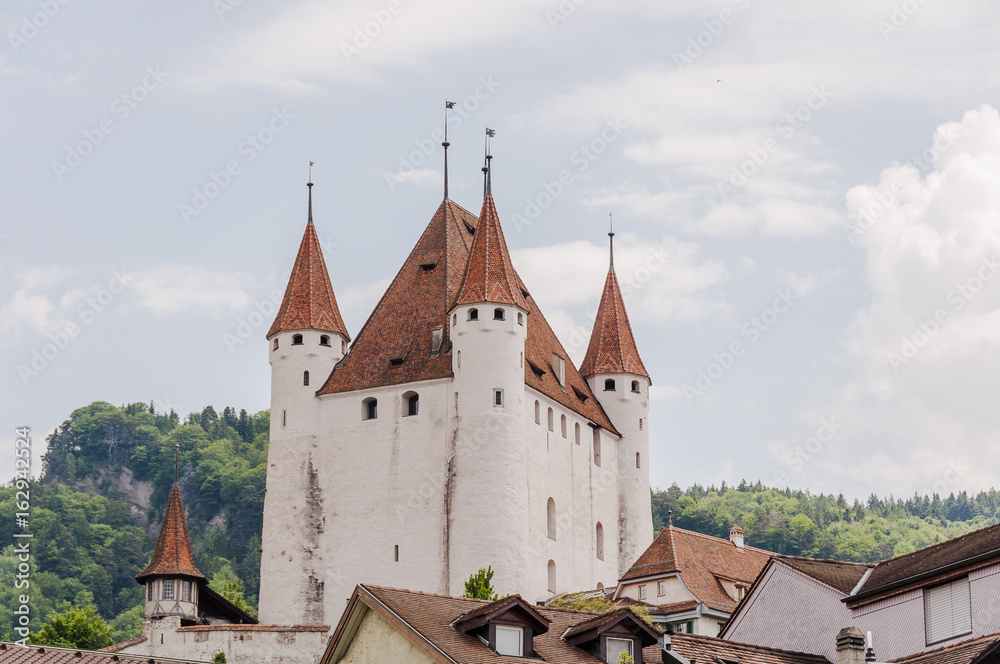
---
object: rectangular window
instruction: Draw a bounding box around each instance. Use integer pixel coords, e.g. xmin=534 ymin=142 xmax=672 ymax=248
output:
xmin=493 ymin=388 xmax=504 ymax=407
xmin=658 ymin=581 xmax=666 ymax=596
xmin=162 ymin=579 xmax=174 ymax=601
xmin=148 ymin=582 xmax=154 ymax=601
xmin=593 ymin=428 xmax=601 ymax=467
xmin=925 ymin=577 xmax=972 ymax=644
xmin=607 ymin=638 xmax=632 ymax=664
xmin=182 ymin=581 xmax=191 ymax=602
xmin=638 ymin=585 xmax=647 ymax=600
xmin=552 ymin=353 xmax=565 ymax=386
xmin=495 ymin=626 xmax=523 ymax=657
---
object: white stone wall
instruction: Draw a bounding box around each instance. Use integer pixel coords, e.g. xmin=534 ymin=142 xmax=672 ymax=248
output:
xmin=618 ymin=575 xmax=694 ymax=605
xmin=259 ymin=329 xmax=346 ymax=625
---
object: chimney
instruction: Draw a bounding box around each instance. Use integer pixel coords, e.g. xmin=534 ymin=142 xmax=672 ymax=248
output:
xmin=836 ymin=627 xmax=866 ymax=664
xmin=730 ymin=525 xmax=744 ymax=551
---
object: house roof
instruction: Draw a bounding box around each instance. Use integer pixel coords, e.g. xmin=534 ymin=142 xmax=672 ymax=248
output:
xmin=453 ymin=194 xmax=528 ymax=310
xmin=267 ymin=204 xmax=350 ymax=339
xmin=890 ymin=632 xmax=1000 ymax=664
xmin=563 ymin=608 xmax=661 ymax=647
xmin=135 ymin=484 xmax=205 ymax=582
xmin=321 ymin=585 xmax=832 ymax=664
xmin=650 ymin=633 xmax=832 ymax=664
xmin=1 ymin=642 xmax=205 ymax=664
xmin=454 ymin=594 xmax=550 ymax=634
xmin=620 ymin=525 xmax=772 ymax=613
xmin=849 ymin=521 xmax=1000 ymax=604
xmin=316 ymin=198 xmax=617 ymax=433
xmin=775 ymin=556 xmax=874 ymax=594
xmin=580 ymin=266 xmax=648 ymax=380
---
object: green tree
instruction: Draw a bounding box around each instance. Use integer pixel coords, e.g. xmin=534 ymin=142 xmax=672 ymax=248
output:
xmin=213 ymin=652 xmax=227 ymax=663
xmin=31 ymin=605 xmax=114 ymax=649
xmin=210 ymin=563 xmax=257 ymax=618
xmin=463 ymin=567 xmax=499 ymax=601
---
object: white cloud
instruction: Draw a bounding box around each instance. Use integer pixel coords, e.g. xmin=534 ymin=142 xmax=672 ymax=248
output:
xmin=131 ymin=265 xmax=256 ymax=317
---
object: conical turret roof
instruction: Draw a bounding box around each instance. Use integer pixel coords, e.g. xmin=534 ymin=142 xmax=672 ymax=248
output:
xmin=453 ymin=194 xmax=528 ymax=310
xmin=136 ymin=484 xmax=205 ymax=581
xmin=580 ymin=267 xmax=649 ymax=379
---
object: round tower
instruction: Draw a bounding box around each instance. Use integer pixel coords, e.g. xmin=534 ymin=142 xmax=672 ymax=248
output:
xmin=580 ymin=227 xmax=654 ymax=576
xmin=258 ymin=182 xmax=350 ymax=625
xmin=446 ymin=184 xmax=533 ymax=598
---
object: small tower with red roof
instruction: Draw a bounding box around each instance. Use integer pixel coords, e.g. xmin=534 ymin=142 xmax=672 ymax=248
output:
xmin=580 ymin=225 xmax=654 ymax=573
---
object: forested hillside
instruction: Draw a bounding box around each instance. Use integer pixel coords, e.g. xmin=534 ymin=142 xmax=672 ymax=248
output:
xmin=2 ymin=400 xmax=998 ymax=642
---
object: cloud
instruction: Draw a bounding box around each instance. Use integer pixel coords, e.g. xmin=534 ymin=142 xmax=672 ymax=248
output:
xmin=130 ymin=265 xmax=256 ymax=316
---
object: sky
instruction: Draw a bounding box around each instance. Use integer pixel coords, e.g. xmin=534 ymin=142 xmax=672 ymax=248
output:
xmin=1 ymin=0 xmax=999 ymax=502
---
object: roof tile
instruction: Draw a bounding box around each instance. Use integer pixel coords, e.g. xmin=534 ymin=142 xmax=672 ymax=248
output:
xmin=580 ymin=267 xmax=648 ymax=379
xmin=136 ymin=485 xmax=204 ymax=581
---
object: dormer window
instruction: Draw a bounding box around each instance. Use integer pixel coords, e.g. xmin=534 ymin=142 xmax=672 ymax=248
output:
xmin=563 ymin=608 xmax=659 ymax=664
xmin=607 ymin=638 xmax=633 ymax=664
xmin=454 ymin=595 xmax=550 ymax=660
xmin=320 ymin=335 xmax=330 ymax=346
xmin=292 ymin=334 xmax=304 ymax=345
xmin=495 ymin=626 xmax=523 ymax=656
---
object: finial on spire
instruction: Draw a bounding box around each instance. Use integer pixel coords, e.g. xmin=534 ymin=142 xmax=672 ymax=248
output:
xmin=608 ymin=211 xmax=615 ymax=270
xmin=667 ymin=509 xmax=673 ymax=526
xmin=483 ymin=127 xmax=495 ymax=196
xmin=443 ymin=101 xmax=455 ymax=201
xmin=174 ymin=442 xmax=180 ymax=485
xmin=307 ymin=161 xmax=315 ymax=223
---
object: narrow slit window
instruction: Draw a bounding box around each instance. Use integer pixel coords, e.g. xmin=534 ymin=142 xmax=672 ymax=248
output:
xmin=547 ymin=498 xmax=556 ymax=539
xmin=596 ymin=522 xmax=604 ymax=560
xmin=561 ymin=414 xmax=567 ymax=438
xmin=547 ymin=560 xmax=556 ymax=593
xmin=493 ymin=389 xmax=504 ymax=407
xmin=636 ymin=452 xmax=641 ymax=468
xmin=575 ymin=423 xmax=581 ymax=444
xmin=282 ymin=410 xmax=287 ymax=427
xmin=273 ymin=338 xmax=279 ymax=350
xmin=547 ymin=408 xmax=554 ymax=431
xmin=593 ymin=428 xmax=601 ymax=467
xmin=534 ymin=400 xmax=541 ymax=424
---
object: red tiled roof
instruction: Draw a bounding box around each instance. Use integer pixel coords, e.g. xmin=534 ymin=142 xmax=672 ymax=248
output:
xmin=851 ymin=522 xmax=1000 ymax=604
xmin=776 ymin=556 xmax=874 ymax=594
xmin=580 ymin=267 xmax=648 ymax=379
xmin=890 ymin=632 xmax=1000 ymax=664
xmin=620 ymin=525 xmax=772 ymax=612
xmin=136 ymin=485 xmax=205 ymax=581
xmin=101 ymin=636 xmax=146 ymax=652
xmin=453 ymin=195 xmax=528 ymax=310
xmin=649 ymin=633 xmax=832 ymax=664
xmin=655 ymin=599 xmax=700 ymax=615
xmin=267 ymin=216 xmax=349 ymax=339
xmin=1 ymin=642 xmax=204 ymax=664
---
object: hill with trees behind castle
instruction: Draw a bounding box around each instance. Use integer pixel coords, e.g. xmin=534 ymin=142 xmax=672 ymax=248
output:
xmin=2 ymin=401 xmax=999 ymax=643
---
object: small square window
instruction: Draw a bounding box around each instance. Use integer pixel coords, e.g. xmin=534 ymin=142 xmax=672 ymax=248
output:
xmin=495 ymin=626 xmax=522 ymax=657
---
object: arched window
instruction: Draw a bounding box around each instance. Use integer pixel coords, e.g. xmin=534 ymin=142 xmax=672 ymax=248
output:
xmin=468 ymin=308 xmax=479 ymax=321
xmin=597 ymin=582 xmax=604 ymax=591
xmin=273 ymin=338 xmax=279 ymax=350
xmin=517 ymin=312 xmax=524 ymax=326
xmin=457 ymin=350 xmax=462 ymax=368
xmin=574 ymin=422 xmax=581 ymax=445
xmin=596 ymin=522 xmax=605 ymax=560
xmin=292 ymin=334 xmax=304 ymax=345
xmin=320 ymin=335 xmax=330 ymax=347
xmin=547 ymin=560 xmax=556 ymax=593
xmin=636 ymin=452 xmax=641 ymax=468
xmin=631 ymin=380 xmax=640 ymax=393
xmin=303 ymin=371 xmax=310 ymax=386
xmin=604 ymin=378 xmax=615 ymax=391
xmin=363 ymin=398 xmax=377 ymax=420
xmin=494 ymin=308 xmax=505 ymax=321
xmin=403 ymin=392 xmax=419 ymax=417
xmin=547 ymin=408 xmax=554 ymax=431
xmin=547 ymin=498 xmax=556 ymax=540
xmin=534 ymin=401 xmax=540 ymax=424
xmin=560 ymin=414 xmax=567 ymax=438
xmin=593 ymin=429 xmax=601 ymax=467
xmin=639 ymin=418 xmax=643 ymax=431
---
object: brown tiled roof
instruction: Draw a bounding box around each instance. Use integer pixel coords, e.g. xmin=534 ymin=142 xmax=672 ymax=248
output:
xmin=318 ymin=200 xmax=476 ymax=394
xmin=101 ymin=636 xmax=146 ymax=652
xmin=176 ymin=624 xmax=329 ymax=632
xmin=890 ymin=633 xmax=1000 ymax=664
xmin=267 ymin=215 xmax=349 ymax=339
xmin=620 ymin=525 xmax=772 ymax=612
xmin=1 ymin=642 xmax=204 ymax=664
xmin=453 ymin=195 xmax=528 ymax=310
xmin=655 ymin=599 xmax=700 ymax=615
xmin=776 ymin=556 xmax=874 ymax=594
xmin=580 ymin=267 xmax=648 ymax=379
xmin=851 ymin=522 xmax=1000 ymax=603
xmin=135 ymin=485 xmax=205 ymax=582
xmin=649 ymin=633 xmax=832 ymax=664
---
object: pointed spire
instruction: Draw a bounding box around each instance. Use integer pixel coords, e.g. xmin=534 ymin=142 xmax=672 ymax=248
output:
xmin=135 ymin=484 xmax=205 ymax=581
xmin=580 ymin=224 xmax=649 ymax=380
xmin=307 ymin=161 xmax=315 ymax=223
xmin=454 ymin=154 xmax=528 ymax=310
xmin=174 ymin=442 xmax=179 ymax=485
xmin=484 ymin=128 xmax=495 ymax=196
xmin=608 ymin=212 xmax=615 ymax=270
xmin=443 ymin=102 xmax=455 ymax=201
xmin=267 ymin=180 xmax=351 ymax=340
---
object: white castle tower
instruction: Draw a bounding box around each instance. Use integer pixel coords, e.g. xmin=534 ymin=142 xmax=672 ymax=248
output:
xmin=258 ymin=181 xmax=350 ymax=624
xmin=258 ymin=139 xmax=653 ymax=626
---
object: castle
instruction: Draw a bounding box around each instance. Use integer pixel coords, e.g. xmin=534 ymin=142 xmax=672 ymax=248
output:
xmin=256 ymin=150 xmax=654 ymax=625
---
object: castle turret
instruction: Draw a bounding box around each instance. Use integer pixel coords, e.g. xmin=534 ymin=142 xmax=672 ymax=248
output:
xmin=136 ymin=482 xmax=206 ymax=623
xmin=580 ymin=228 xmax=653 ymax=576
xmin=258 ymin=181 xmax=350 ymax=625
xmin=448 ymin=162 xmax=531 ymax=597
